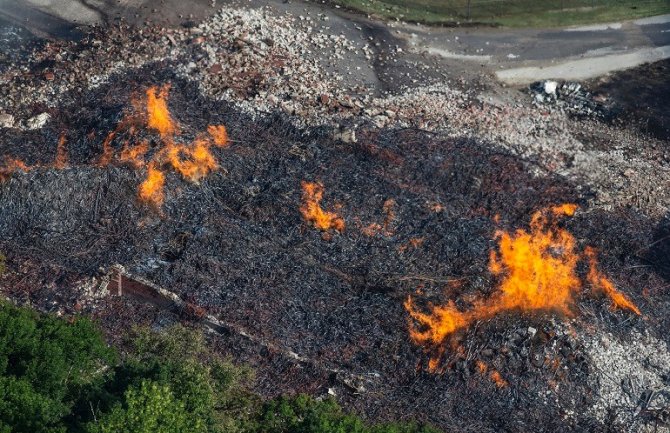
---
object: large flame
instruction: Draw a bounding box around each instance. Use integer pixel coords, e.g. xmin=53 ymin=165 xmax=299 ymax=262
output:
xmin=300 ymin=181 xmax=345 ymax=232
xmin=405 ymin=205 xmax=640 ymax=369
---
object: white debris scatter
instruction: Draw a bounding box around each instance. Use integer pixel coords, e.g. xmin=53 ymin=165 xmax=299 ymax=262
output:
xmin=585 ymin=331 xmax=670 ymax=431
xmin=0 ymin=113 xmax=15 ymax=129
xmin=543 ymin=80 xmax=558 ymax=95
xmin=26 ymin=112 xmax=51 ymax=130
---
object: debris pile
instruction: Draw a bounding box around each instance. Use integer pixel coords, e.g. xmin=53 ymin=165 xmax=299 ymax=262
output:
xmin=0 ymin=5 xmax=668 ymax=433
xmin=405 ymin=204 xmax=640 ymax=370
xmin=530 ymin=80 xmax=605 ymax=117
xmin=0 ymin=6 xmax=667 ymax=217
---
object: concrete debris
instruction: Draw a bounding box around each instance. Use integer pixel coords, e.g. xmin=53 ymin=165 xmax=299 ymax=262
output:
xmin=543 ymin=80 xmax=558 ymax=95
xmin=25 ymin=112 xmax=51 ymax=130
xmin=530 ymin=80 xmax=604 ymax=117
xmin=0 ymin=113 xmax=15 ymax=129
xmin=585 ymin=330 xmax=670 ymax=429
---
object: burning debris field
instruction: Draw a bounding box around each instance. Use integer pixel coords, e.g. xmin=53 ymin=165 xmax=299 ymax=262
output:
xmin=0 ymin=4 xmax=669 ymax=433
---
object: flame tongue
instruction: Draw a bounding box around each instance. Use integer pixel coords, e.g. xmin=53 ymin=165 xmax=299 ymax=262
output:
xmin=585 ymin=247 xmax=641 ymax=315
xmin=146 ymin=85 xmax=178 ymax=138
xmin=300 ymin=181 xmax=345 ymax=232
xmin=405 ymin=204 xmax=640 ymax=369
xmin=139 ymin=163 xmax=165 ymax=206
xmin=54 ymin=133 xmax=68 ymax=169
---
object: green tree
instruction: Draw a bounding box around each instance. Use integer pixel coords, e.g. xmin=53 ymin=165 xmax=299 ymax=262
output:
xmin=86 ymin=380 xmax=196 ymax=433
xmin=0 ymin=302 xmax=115 ymax=432
xmin=93 ymin=325 xmax=254 ymax=433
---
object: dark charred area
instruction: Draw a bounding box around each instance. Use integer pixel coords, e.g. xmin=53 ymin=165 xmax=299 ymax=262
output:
xmin=587 ymin=59 xmax=670 ymax=144
xmin=0 ymin=61 xmax=664 ymax=432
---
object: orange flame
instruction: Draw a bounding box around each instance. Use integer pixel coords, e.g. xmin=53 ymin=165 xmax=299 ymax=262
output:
xmin=585 ymin=247 xmax=641 ymax=315
xmin=207 ymin=125 xmax=229 ymax=147
xmin=363 ymin=198 xmax=396 ymax=236
xmin=101 ymin=85 xmax=228 ymax=207
xmin=146 ymin=85 xmax=178 ymax=138
xmin=119 ymin=141 xmax=149 ymax=168
xmin=0 ymin=85 xmax=229 ymax=207
xmin=300 ymin=181 xmax=345 ymax=232
xmin=405 ymin=205 xmax=640 ymax=369
xmin=98 ymin=132 xmax=116 ymax=166
xmin=0 ymin=158 xmax=32 ymax=180
xmin=54 ymin=133 xmax=68 ymax=169
xmin=139 ymin=163 xmax=165 ymax=207
xmin=164 ymin=138 xmax=217 ymax=183
xmin=489 ymin=370 xmax=508 ymax=388
xmin=475 ymin=360 xmax=508 ymax=388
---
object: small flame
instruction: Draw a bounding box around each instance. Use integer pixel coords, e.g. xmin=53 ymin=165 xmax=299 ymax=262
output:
xmin=119 ymin=141 xmax=149 ymax=168
xmin=54 ymin=133 xmax=68 ymax=169
xmin=139 ymin=163 xmax=165 ymax=206
xmin=405 ymin=205 xmax=640 ymax=369
xmin=363 ymin=198 xmax=396 ymax=236
xmin=300 ymin=181 xmax=345 ymax=232
xmin=207 ymin=125 xmax=229 ymax=147
xmin=0 ymin=158 xmax=31 ymax=180
xmin=475 ymin=360 xmax=508 ymax=388
xmin=164 ymin=138 xmax=217 ymax=183
xmin=489 ymin=370 xmax=508 ymax=388
xmin=98 ymin=131 xmax=116 ymax=166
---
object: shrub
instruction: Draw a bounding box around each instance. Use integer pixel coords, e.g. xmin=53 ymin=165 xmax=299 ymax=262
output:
xmin=254 ymin=394 xmax=440 ymax=433
xmin=0 ymin=303 xmax=440 ymax=433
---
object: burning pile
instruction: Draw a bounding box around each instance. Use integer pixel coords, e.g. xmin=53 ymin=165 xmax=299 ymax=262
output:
xmin=405 ymin=204 xmax=640 ymax=370
xmin=106 ymin=84 xmax=230 ymax=206
xmin=0 ymin=85 xmax=228 ymax=207
xmin=1 ymin=84 xmax=229 ymax=207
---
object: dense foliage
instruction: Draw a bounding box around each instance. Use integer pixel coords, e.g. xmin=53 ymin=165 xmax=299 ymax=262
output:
xmin=0 ymin=302 xmax=114 ymax=433
xmin=0 ymin=302 xmax=439 ymax=433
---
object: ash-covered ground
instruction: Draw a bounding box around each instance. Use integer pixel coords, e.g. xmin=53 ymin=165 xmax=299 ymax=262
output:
xmin=0 ymin=4 xmax=668 ymax=433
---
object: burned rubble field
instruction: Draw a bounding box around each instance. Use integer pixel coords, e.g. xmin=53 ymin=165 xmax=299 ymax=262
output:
xmin=0 ymin=65 xmax=669 ymax=432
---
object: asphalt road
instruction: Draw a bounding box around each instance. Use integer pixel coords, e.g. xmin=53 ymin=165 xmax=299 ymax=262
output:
xmin=1 ymin=0 xmax=669 ymax=85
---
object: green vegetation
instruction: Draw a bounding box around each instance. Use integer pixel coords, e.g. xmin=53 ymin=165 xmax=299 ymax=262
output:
xmin=0 ymin=302 xmax=115 ymax=433
xmin=0 ymin=302 xmax=438 ymax=433
xmin=333 ymin=0 xmax=670 ymax=27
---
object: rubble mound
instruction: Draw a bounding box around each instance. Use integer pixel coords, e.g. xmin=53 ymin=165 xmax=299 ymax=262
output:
xmin=0 ymin=5 xmax=668 ymax=433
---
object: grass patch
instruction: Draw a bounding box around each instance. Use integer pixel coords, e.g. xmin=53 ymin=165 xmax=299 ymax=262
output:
xmin=333 ymin=0 xmax=670 ymax=27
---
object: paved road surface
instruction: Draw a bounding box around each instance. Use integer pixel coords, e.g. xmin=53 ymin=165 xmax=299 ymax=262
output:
xmin=1 ymin=0 xmax=669 ymax=85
